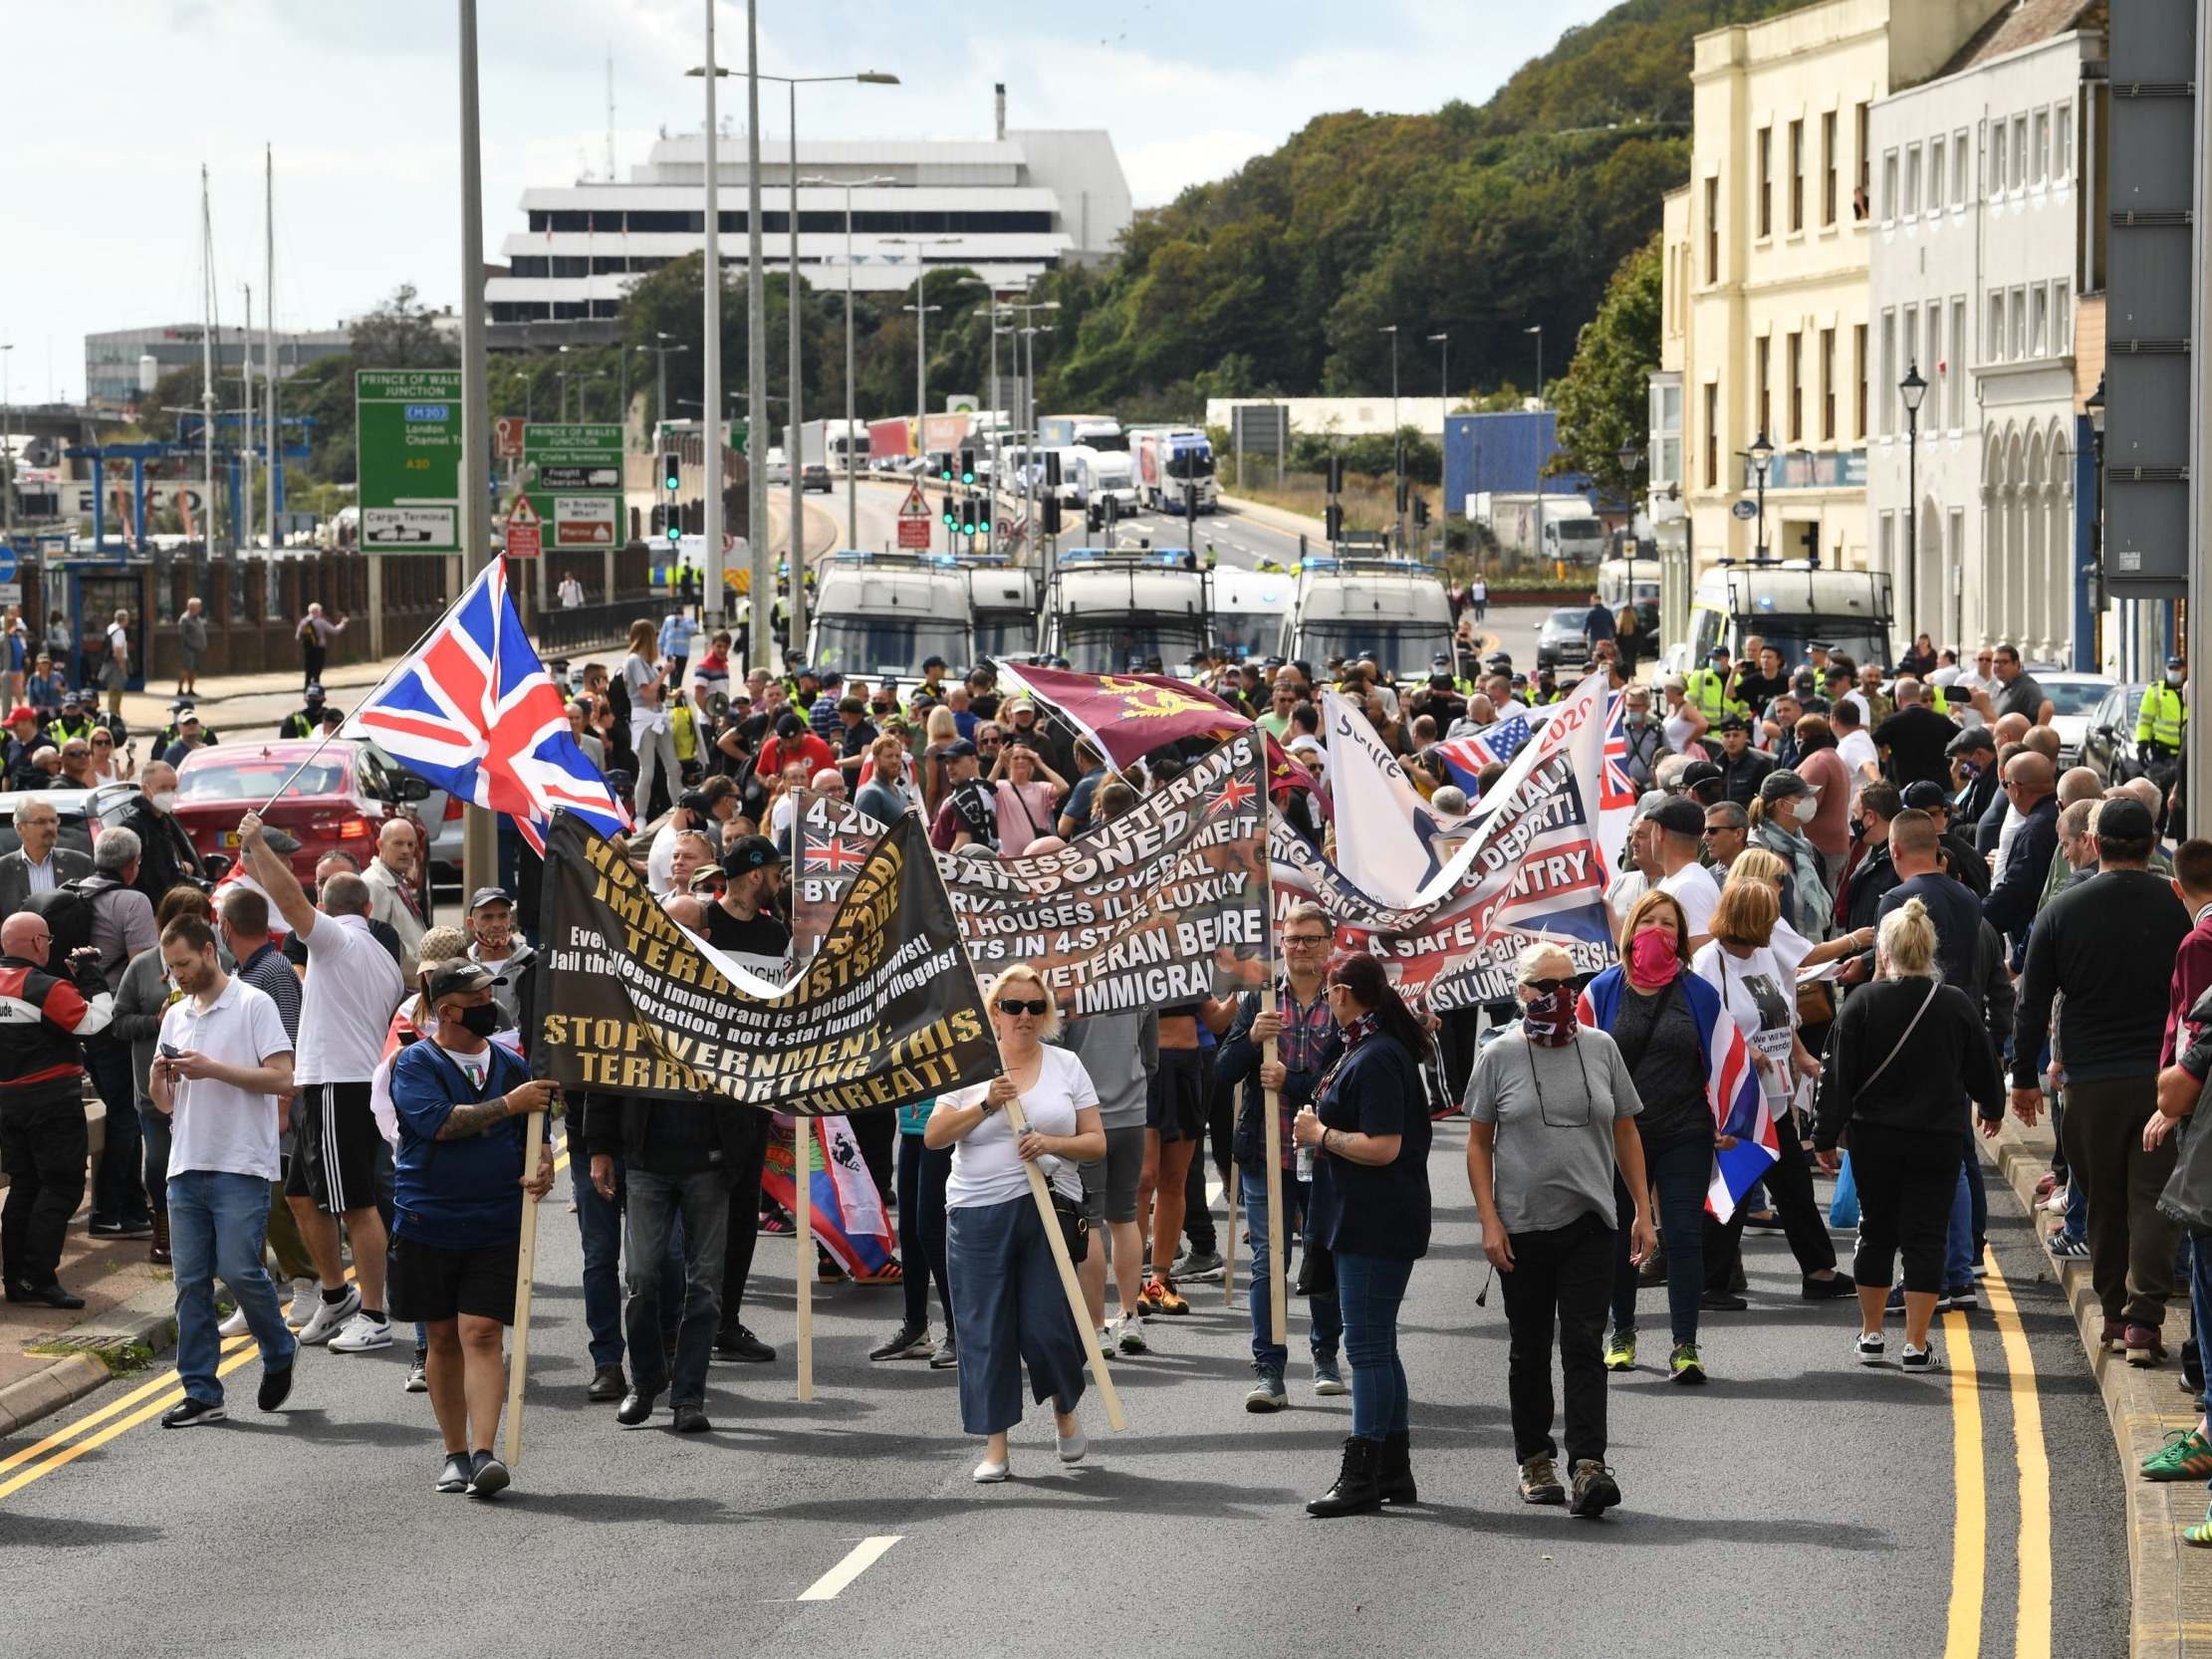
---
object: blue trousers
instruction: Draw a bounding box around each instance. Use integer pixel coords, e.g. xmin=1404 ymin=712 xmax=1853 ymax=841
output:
xmin=1336 ymin=1249 xmax=1413 ymax=1442
xmin=897 ymin=1133 xmax=953 ymax=1335
xmin=136 ymin=1101 xmax=171 ymax=1217
xmin=621 ymin=1166 xmax=728 ymax=1409
xmin=168 ymin=1170 xmax=297 ymax=1406
xmin=946 ymin=1193 xmax=1086 ymax=1436
xmin=87 ymin=1042 xmax=148 ymax=1229
xmin=570 ymin=1155 xmax=682 ymax=1370
xmin=2191 ymin=1232 xmax=2212 ymax=1417
xmin=1240 ymin=1168 xmax=1341 ymax=1377
xmin=1610 ymin=1132 xmax=1710 ymax=1344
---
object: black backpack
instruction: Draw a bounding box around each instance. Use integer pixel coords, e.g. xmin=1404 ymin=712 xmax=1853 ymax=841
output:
xmin=26 ymin=882 xmax=97 ymax=971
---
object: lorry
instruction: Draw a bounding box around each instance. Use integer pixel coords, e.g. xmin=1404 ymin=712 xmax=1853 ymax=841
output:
xmin=805 ymin=550 xmax=975 ymax=694
xmin=1468 ymin=490 xmax=1604 ymax=564
xmin=783 ymin=419 xmax=866 ymax=472
xmin=1040 ymin=545 xmax=1211 ymax=676
xmin=1667 ymin=561 xmax=1895 ymax=676
xmin=1283 ymin=556 xmax=1456 ymax=681
xmin=963 ymin=557 xmax=1039 ymax=661
xmin=1036 ymin=413 xmax=1124 ymax=453
xmin=866 ymin=416 xmax=914 ymax=468
xmin=1066 ymin=446 xmax=1140 ymax=523
xmin=1128 ymin=426 xmax=1218 ymax=516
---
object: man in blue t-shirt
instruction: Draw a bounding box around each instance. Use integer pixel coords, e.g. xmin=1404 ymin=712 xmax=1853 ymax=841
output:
xmin=387 ymin=961 xmax=555 ymax=1500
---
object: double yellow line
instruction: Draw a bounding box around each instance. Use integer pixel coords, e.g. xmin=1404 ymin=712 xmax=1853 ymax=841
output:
xmin=1944 ymin=1254 xmax=2054 ymax=1659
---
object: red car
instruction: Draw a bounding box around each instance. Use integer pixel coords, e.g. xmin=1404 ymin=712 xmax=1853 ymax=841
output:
xmin=173 ymin=740 xmax=451 ymax=885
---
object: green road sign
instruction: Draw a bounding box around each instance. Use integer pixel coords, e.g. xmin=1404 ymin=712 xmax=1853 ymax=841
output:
xmin=356 ymin=369 xmax=464 ymax=555
xmin=521 ymin=422 xmax=625 ymax=553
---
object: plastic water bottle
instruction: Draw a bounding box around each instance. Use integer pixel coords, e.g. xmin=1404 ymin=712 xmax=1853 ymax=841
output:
xmin=1296 ymin=1143 xmax=1315 ymax=1182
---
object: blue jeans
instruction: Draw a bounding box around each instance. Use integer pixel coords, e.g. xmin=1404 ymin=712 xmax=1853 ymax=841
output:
xmin=1335 ymin=1249 xmax=1413 ymax=1442
xmin=946 ymin=1193 xmax=1087 ymax=1436
xmin=1611 ymin=1132 xmax=1710 ymax=1345
xmin=1240 ymin=1168 xmax=1341 ymax=1378
xmin=87 ymin=1042 xmax=148 ymax=1228
xmin=168 ymin=1170 xmax=297 ymax=1406
xmin=137 ymin=1101 xmax=171 ymax=1217
xmin=897 ymin=1132 xmax=953 ymax=1335
xmin=621 ymin=1166 xmax=728 ymax=1409
xmin=2190 ymin=1233 xmax=2212 ymax=1416
xmin=1944 ymin=1162 xmax=1974 ymax=1290
xmin=570 ymin=1155 xmax=682 ymax=1370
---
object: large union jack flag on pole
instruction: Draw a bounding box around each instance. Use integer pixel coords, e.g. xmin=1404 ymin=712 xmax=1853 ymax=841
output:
xmin=341 ymin=558 xmax=629 ymax=854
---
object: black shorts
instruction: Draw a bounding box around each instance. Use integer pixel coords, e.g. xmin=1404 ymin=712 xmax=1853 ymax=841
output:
xmin=386 ymin=1233 xmax=520 ymax=1325
xmin=288 ymin=1081 xmax=379 ymax=1216
xmin=1146 ymin=1049 xmax=1208 ymax=1143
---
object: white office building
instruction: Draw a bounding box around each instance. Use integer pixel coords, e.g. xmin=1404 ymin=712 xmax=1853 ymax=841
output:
xmin=486 ymin=87 xmax=1130 ymax=325
xmin=1865 ymin=4 xmax=2103 ymax=661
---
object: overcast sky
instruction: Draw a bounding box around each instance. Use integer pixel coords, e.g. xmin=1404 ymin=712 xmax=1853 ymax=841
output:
xmin=9 ymin=0 xmax=1614 ymax=403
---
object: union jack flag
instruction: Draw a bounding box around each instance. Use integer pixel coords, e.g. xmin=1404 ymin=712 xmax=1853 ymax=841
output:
xmin=1428 ymin=715 xmax=1532 ymax=797
xmin=1599 ymin=693 xmax=1639 ymax=815
xmin=1207 ymin=772 xmax=1258 ymax=818
xmin=342 ymin=558 xmax=629 ymax=855
xmin=806 ymin=836 xmax=868 ymax=875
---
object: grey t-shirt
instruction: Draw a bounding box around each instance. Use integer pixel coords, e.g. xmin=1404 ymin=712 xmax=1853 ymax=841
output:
xmin=1059 ymin=1009 xmax=1157 ymax=1131
xmin=1467 ymin=1026 xmax=1641 ymax=1235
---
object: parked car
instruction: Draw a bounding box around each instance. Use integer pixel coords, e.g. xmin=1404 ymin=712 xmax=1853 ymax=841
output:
xmin=0 ymin=785 xmax=228 ymax=886
xmin=802 ymin=462 xmax=833 ymax=494
xmin=2080 ymin=681 xmax=2150 ymax=785
xmin=171 ymin=740 xmax=451 ymax=892
xmin=2029 ymin=671 xmax=2116 ymax=769
xmin=1535 ymin=608 xmax=1593 ymax=673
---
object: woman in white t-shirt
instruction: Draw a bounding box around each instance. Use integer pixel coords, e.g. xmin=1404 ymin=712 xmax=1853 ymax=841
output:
xmin=1691 ymin=874 xmax=1854 ymax=1303
xmin=926 ymin=963 xmax=1105 ymax=1482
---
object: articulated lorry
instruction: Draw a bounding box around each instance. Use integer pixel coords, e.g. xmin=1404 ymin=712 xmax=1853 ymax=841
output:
xmin=1128 ymin=426 xmax=1218 ymax=516
xmin=1469 ymin=490 xmax=1604 ymax=564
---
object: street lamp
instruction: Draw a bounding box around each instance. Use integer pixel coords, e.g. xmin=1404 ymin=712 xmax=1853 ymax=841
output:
xmin=1616 ymin=441 xmax=1645 ymax=644
xmin=1741 ymin=427 xmax=1776 ymax=562
xmin=884 ymin=235 xmax=959 ymax=440
xmin=649 ymin=332 xmax=689 ymax=443
xmin=2087 ymin=371 xmax=2106 ymax=667
xmin=1525 ymin=324 xmax=1545 ymax=566
xmin=1898 ymin=360 xmax=1928 ymax=651
xmin=998 ymin=295 xmax=1060 ymax=556
xmin=1378 ymin=324 xmax=1400 ymax=550
xmin=804 ymin=172 xmax=895 ymax=552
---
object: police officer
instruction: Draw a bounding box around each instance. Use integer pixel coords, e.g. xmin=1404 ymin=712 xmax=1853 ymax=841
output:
xmin=278 ymin=684 xmax=328 ymax=740
xmin=2137 ymin=656 xmax=2189 ymax=767
xmin=51 ymin=692 xmax=98 ymax=749
xmin=1684 ymin=645 xmax=1744 ymax=724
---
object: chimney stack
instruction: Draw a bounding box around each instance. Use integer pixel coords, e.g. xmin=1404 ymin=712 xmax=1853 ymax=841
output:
xmin=994 ymin=83 xmax=1006 ymax=140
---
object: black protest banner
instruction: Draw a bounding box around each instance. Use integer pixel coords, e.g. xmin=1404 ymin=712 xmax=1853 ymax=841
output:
xmin=534 ymin=811 xmax=998 ymax=1116
xmin=793 ymin=729 xmax=1272 ymax=1019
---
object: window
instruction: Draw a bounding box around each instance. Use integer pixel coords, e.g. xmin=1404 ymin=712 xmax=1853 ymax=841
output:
xmin=1855 ymin=102 xmax=1871 ymax=203
xmin=1704 ymin=176 xmax=1720 ymax=283
xmin=1789 ymin=118 xmax=1806 ymax=231
xmin=2013 ymin=116 xmax=2029 ymax=188
xmin=1928 ymin=140 xmax=1945 ymax=217
xmin=2010 ymin=286 xmax=2028 ymax=356
xmin=1704 ymin=381 xmax=1719 ymax=487
xmin=2054 ymin=280 xmax=2071 ymax=354
xmin=1879 ymin=310 xmax=1896 ymax=435
xmin=2055 ymin=101 xmax=2073 ymax=178
xmin=1904 ymin=144 xmax=1922 ymax=216
xmin=2032 ymin=110 xmax=2050 ymax=184
xmin=1949 ymin=298 xmax=1967 ymax=423
xmin=1882 ymin=150 xmax=1899 ymax=221
xmin=2032 ymin=285 xmax=2050 ymax=356
xmin=1823 ymin=111 xmax=1839 ymax=225
xmin=1820 ymin=327 xmax=1837 ymax=439
xmin=1756 ymin=335 xmax=1772 ymax=436
xmin=1652 ymin=382 xmax=1682 ymax=487
xmin=1989 ymin=293 xmax=2008 ymax=362
xmin=1899 ymin=305 xmax=1918 ymax=430
xmin=1992 ymin=122 xmax=2007 ymax=196
xmin=1853 ymin=323 xmax=1868 ymax=437
xmin=1925 ymin=305 xmax=1943 ymax=420
xmin=1953 ymin=131 xmax=1969 ymax=207
xmin=1787 ymin=331 xmax=1803 ymax=440
xmin=1758 ymin=126 xmax=1774 ymax=237
xmin=1878 ymin=512 xmax=1894 ymax=578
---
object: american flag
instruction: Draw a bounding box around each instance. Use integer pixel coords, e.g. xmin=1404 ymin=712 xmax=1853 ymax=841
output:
xmin=343 ymin=557 xmax=630 ymax=855
xmin=1428 ymin=714 xmax=1532 ymax=797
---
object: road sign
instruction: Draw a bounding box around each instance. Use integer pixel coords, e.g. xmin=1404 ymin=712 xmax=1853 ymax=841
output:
xmin=0 ymin=545 xmax=17 ymax=585
xmin=897 ymin=482 xmax=929 ymax=518
xmin=357 ymin=369 xmax=464 ymax=556
xmin=505 ymin=494 xmax=542 ymax=560
xmin=523 ymin=423 xmax=624 ymax=553
xmin=1731 ymin=499 xmax=1758 ymax=521
xmin=494 ymin=415 xmax=526 ymax=460
xmin=0 ymin=584 xmax=22 ymax=608
xmin=895 ymin=481 xmax=931 ymax=549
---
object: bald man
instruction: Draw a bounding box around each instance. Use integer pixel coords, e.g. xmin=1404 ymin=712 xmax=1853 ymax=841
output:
xmin=362 ymin=818 xmax=425 ymax=978
xmin=0 ymin=910 xmax=117 ymax=1306
xmin=1986 ymin=750 xmax=2061 ymax=946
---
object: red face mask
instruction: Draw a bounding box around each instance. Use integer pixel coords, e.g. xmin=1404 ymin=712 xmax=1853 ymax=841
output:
xmin=1629 ymin=929 xmax=1680 ymax=985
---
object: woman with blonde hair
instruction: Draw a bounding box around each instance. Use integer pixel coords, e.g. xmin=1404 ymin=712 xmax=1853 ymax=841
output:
xmin=1723 ymin=849 xmax=1871 ymax=975
xmin=622 ymin=618 xmax=678 ymax=821
xmin=1814 ymin=897 xmax=2004 ymax=1371
xmin=927 ymin=965 xmax=1105 ymax=1481
xmin=918 ymin=704 xmax=960 ymax=819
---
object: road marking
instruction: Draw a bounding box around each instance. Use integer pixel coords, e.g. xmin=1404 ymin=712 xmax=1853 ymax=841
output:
xmin=796 ymin=1535 xmax=901 ymax=1601
xmin=1982 ymin=1258 xmax=2053 ymax=1659
xmin=0 ymin=1338 xmax=264 ymax=1501
xmin=1944 ymin=1306 xmax=1987 ymax=1659
xmin=0 ymin=1331 xmax=258 ymax=1473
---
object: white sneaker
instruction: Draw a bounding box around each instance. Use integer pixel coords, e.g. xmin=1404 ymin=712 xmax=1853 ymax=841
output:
xmin=295 ymin=1286 xmax=361 ymax=1344
xmin=1112 ymin=1311 xmax=1147 ymax=1355
xmin=218 ymin=1304 xmax=250 ymax=1338
xmin=285 ymin=1280 xmax=321 ymax=1327
xmin=328 ymin=1311 xmax=393 ymax=1353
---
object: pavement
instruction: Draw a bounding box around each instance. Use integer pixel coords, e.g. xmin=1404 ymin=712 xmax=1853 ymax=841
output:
xmin=0 ymin=1122 xmax=2126 ymax=1657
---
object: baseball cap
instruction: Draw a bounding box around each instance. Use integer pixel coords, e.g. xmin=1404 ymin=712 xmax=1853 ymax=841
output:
xmin=2096 ymin=798 xmax=2156 ymax=842
xmin=1760 ymin=769 xmax=1815 ymax=804
xmin=922 ymin=655 xmax=947 ymax=670
xmin=775 ymin=712 xmax=805 ymax=738
xmin=721 ymin=833 xmax=781 ymax=875
xmin=304 ymin=683 xmax=325 ymax=700
xmin=425 ymin=960 xmax=497 ymax=1002
xmin=7 ymin=707 xmax=36 ymax=726
xmin=677 ymin=788 xmax=712 ymax=815
xmin=1631 ymin=791 xmax=1668 ymax=823
xmin=467 ymin=886 xmax=513 ymax=913
xmin=1945 ymin=725 xmax=1996 ymax=756
xmin=1651 ymin=796 xmax=1707 ymax=836
xmin=945 ymin=738 xmax=978 ymax=759
xmin=1899 ymin=780 xmax=1948 ymax=811
xmin=1714 ymin=713 xmax=1748 ymax=733
xmin=687 ymin=864 xmax=726 ymax=891
xmin=1679 ymin=759 xmax=1725 ymax=798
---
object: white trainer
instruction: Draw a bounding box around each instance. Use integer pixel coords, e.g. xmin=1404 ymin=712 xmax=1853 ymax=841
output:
xmin=295 ymin=1286 xmax=361 ymax=1345
xmin=218 ymin=1304 xmax=250 ymax=1338
xmin=327 ymin=1311 xmax=393 ymax=1353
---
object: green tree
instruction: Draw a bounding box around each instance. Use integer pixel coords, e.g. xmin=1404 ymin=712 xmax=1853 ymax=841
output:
xmin=349 ymin=285 xmax=460 ymax=369
xmin=1549 ymin=231 xmax=1662 ymax=502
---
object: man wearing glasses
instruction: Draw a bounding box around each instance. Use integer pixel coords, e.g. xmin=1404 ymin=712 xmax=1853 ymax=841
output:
xmin=1983 ymin=750 xmax=2060 ymax=948
xmin=1701 ymin=802 xmax=1751 ymax=885
xmin=1215 ymin=901 xmax=1346 ymax=1411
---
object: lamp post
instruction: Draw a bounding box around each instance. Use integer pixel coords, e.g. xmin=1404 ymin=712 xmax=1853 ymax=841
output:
xmin=883 ymin=234 xmax=959 ymax=444
xmin=1377 ymin=325 xmax=1400 ymax=549
xmin=1741 ymin=427 xmax=1776 ymax=562
xmin=649 ymin=332 xmax=688 ymax=448
xmin=1617 ymin=440 xmax=1645 ymax=646
xmin=1898 ymin=361 xmax=1927 ymax=651
xmin=999 ymin=297 xmax=1060 ymax=556
xmin=2087 ymin=371 xmax=2106 ymax=670
xmin=804 ymin=172 xmax=895 ymax=551
xmin=1525 ymin=323 xmax=1545 ymax=568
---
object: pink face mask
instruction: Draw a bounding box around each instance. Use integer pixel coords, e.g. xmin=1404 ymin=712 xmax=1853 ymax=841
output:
xmin=1628 ymin=929 xmax=1680 ymax=984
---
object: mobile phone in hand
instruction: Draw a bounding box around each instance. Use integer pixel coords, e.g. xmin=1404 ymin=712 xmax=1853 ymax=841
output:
xmin=158 ymin=1043 xmax=182 ymax=1059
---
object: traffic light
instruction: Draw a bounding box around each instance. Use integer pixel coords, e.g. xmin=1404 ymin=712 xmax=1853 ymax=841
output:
xmin=959 ymin=497 xmax=977 ymax=536
xmin=1413 ymin=495 xmax=1431 ymax=529
xmin=1326 ymin=454 xmax=1345 ymax=494
xmin=1325 ymin=503 xmax=1345 ymax=542
xmin=960 ymin=448 xmax=976 ymax=486
xmin=941 ymin=493 xmax=956 ymax=529
xmin=1395 ymin=477 xmax=1409 ymax=513
xmin=664 ymin=514 xmax=680 ymax=548
xmin=938 ymin=454 xmax=955 ymax=485
xmin=1042 ymin=497 xmax=1063 ymax=534
xmin=1044 ymin=451 xmax=1063 ymax=487
xmin=976 ymin=497 xmax=992 ymax=535
xmin=661 ymin=450 xmax=681 ymax=493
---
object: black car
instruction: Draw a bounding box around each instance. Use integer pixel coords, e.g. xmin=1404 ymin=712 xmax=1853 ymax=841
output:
xmin=2080 ymin=682 xmax=2149 ymax=785
xmin=802 ymin=463 xmax=833 ymax=494
xmin=1535 ymin=608 xmax=1592 ymax=673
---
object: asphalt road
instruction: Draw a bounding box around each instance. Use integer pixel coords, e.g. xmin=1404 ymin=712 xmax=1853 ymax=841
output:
xmin=0 ymin=1125 xmax=2125 ymax=1659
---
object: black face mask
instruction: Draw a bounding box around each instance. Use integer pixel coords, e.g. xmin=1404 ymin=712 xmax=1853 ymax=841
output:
xmin=457 ymin=1003 xmax=503 ymax=1038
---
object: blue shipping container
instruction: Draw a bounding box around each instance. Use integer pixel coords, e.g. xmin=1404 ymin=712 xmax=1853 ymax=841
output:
xmin=1442 ymin=411 xmax=1593 ymax=518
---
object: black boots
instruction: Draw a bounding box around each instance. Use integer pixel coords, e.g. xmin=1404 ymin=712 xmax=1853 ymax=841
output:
xmin=1307 ymin=1436 xmax=1383 ymax=1518
xmin=1377 ymin=1430 xmax=1418 ymax=1505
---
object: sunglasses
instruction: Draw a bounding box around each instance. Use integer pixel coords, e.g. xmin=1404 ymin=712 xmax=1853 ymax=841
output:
xmin=1523 ymin=976 xmax=1575 ymax=995
xmin=91 ymin=736 xmax=112 ymax=746
xmin=995 ymin=998 xmax=1050 ymax=1018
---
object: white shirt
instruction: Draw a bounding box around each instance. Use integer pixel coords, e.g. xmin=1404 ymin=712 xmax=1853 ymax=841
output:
xmin=1690 ymin=940 xmax=1798 ymax=1104
xmin=1837 ymin=728 xmax=1879 ymax=789
xmin=1658 ymin=862 xmax=1720 ymax=942
xmin=23 ymin=852 xmax=55 ymax=895
xmin=1663 ymin=708 xmax=1701 ymax=754
xmin=107 ymin=622 xmax=127 ymax=662
xmin=939 ymin=1044 xmax=1098 ymax=1210
xmin=295 ymin=911 xmax=406 ymax=1085
xmin=159 ymin=976 xmax=294 ymax=1181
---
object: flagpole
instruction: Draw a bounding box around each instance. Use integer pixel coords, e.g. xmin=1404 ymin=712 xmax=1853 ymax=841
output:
xmin=1260 ymin=810 xmax=1286 ymax=1347
xmin=795 ymin=1116 xmax=814 ymax=1402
